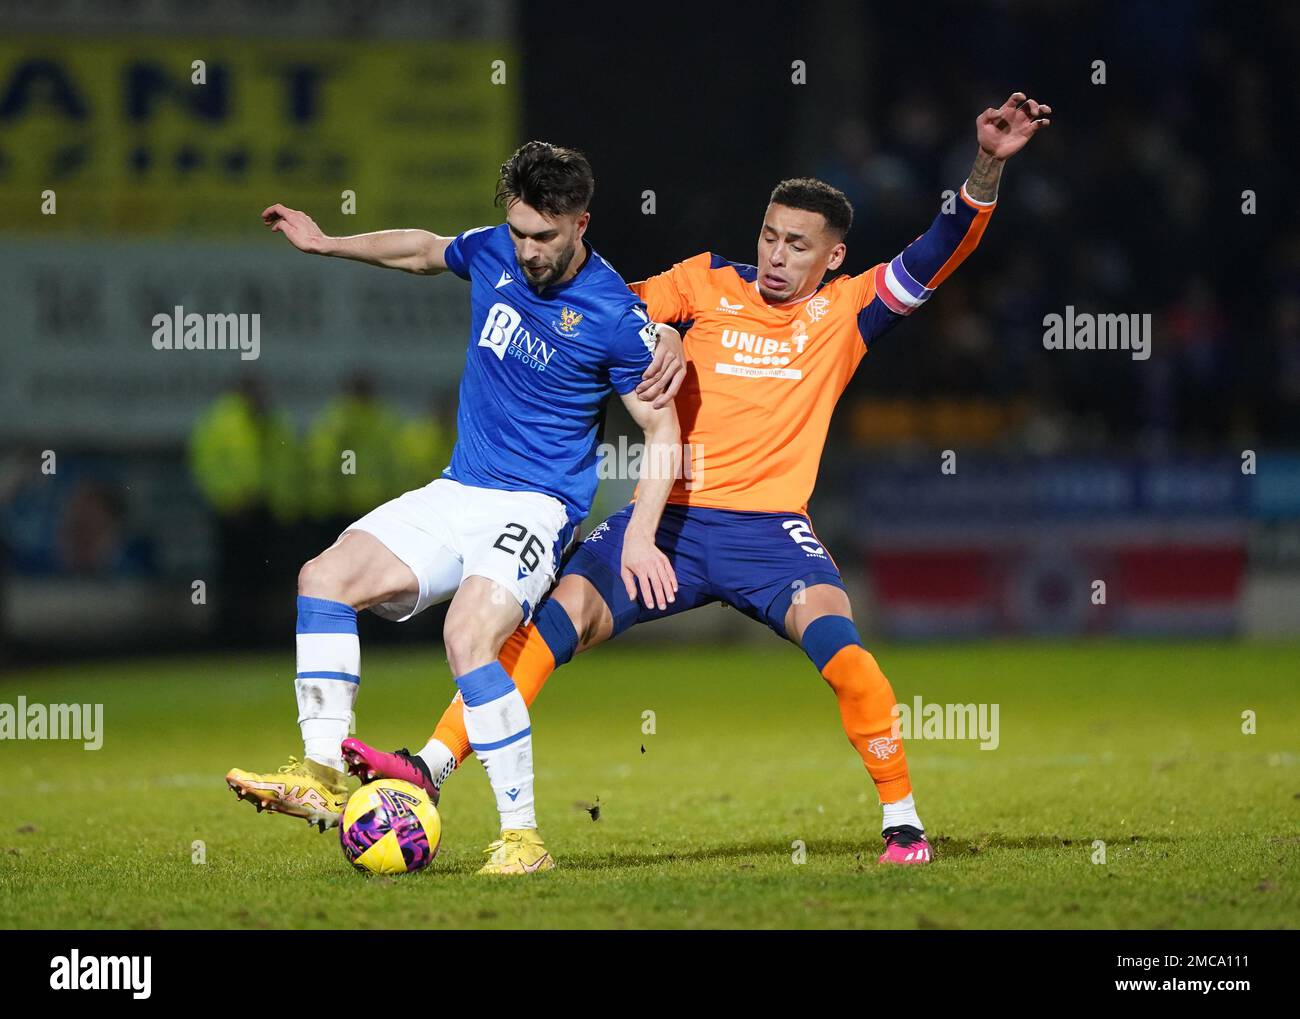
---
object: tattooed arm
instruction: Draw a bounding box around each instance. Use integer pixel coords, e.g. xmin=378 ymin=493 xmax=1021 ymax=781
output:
xmin=965 ymin=91 xmax=1053 ymax=202
xmin=965 ymin=150 xmax=1005 ymax=204
xmin=855 ymin=91 xmax=1050 ymax=343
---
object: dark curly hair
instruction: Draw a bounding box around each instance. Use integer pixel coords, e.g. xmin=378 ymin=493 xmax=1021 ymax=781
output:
xmin=495 ymin=141 xmax=595 ymax=218
xmin=768 ymin=177 xmax=853 ymax=239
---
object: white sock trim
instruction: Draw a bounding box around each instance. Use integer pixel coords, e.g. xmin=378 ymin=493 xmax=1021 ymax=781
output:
xmin=881 ymin=792 xmax=923 ymax=833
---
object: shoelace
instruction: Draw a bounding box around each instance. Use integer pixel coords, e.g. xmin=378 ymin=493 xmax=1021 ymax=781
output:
xmin=393 ymin=748 xmax=434 ymax=785
xmin=482 ymin=832 xmax=523 ymax=856
xmin=276 ymin=757 xmax=306 ymax=775
xmin=883 ymin=825 xmax=927 ymax=848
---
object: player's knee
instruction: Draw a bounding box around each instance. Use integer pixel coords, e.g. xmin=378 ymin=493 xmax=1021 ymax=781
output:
xmin=552 ymin=590 xmax=601 ymax=648
xmin=442 ymin=630 xmax=470 ymax=673
xmin=801 ymin=614 xmax=864 ymax=679
xmin=551 ymin=576 xmax=611 ymax=650
xmin=443 ymin=625 xmax=497 ymax=675
xmin=532 ymin=597 xmax=583 ymax=665
xmin=297 ymin=554 xmax=348 ymax=602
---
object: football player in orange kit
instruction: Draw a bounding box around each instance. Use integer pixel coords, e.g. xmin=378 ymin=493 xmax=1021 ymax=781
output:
xmin=344 ymin=93 xmax=1051 ymax=864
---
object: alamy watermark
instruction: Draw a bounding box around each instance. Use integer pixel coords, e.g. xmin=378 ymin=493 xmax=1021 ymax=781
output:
xmin=595 ymin=436 xmax=702 ymax=488
xmin=151 ymin=305 xmax=260 ymax=361
xmin=1043 ymin=305 xmax=1150 ymax=361
xmin=0 ymin=696 xmax=103 ymax=749
xmin=50 ymin=950 xmax=150 ymax=998
xmin=890 ymin=696 xmax=1000 ymax=750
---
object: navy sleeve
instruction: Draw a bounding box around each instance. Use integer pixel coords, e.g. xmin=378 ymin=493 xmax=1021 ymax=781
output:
xmin=857 ymin=182 xmax=996 ymax=346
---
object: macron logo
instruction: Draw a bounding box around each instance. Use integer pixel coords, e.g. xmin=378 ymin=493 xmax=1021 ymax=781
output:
xmin=50 ymin=950 xmax=152 ymax=999
xmin=495 ymin=270 xmax=513 ymax=290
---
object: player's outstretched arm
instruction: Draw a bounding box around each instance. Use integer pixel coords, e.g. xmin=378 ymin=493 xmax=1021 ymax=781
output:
xmin=859 ymin=91 xmax=1050 ymax=340
xmin=618 ymin=391 xmax=681 ymax=611
xmin=260 ymin=203 xmax=453 ymax=275
xmin=965 ymin=91 xmax=1052 ymax=202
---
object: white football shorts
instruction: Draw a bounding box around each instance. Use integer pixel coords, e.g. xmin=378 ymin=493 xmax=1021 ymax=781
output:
xmin=343 ymin=477 xmax=575 ymax=625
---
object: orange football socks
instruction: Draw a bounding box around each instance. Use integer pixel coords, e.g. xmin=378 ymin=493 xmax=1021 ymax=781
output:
xmin=801 ymin=614 xmax=912 ymax=804
xmin=818 ymin=643 xmax=912 ymax=803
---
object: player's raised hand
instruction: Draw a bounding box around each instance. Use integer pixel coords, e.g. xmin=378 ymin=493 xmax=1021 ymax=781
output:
xmin=261 ymin=203 xmax=330 ymax=254
xmin=977 ymin=92 xmax=1051 ymax=160
xmin=635 ymin=324 xmax=686 ymax=409
xmin=621 ymin=531 xmax=678 ymax=611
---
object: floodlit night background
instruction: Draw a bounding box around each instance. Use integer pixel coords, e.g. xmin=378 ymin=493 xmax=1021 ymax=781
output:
xmin=1 ymin=0 xmax=1299 ymax=937
xmin=1 ymin=0 xmax=1297 ymax=657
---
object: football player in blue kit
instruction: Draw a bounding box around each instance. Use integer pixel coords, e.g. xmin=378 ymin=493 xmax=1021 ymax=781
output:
xmin=226 ymin=141 xmax=687 ymax=875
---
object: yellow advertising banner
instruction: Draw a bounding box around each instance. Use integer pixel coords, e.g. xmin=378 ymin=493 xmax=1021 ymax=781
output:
xmin=0 ymin=38 xmax=518 ymax=235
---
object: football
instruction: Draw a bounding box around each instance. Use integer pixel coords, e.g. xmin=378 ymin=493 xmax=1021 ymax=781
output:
xmin=339 ymin=779 xmax=442 ymax=875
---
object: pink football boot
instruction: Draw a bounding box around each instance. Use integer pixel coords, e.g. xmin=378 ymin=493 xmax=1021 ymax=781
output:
xmin=341 ymin=738 xmax=441 ymax=806
xmin=878 ymin=825 xmax=932 ymax=864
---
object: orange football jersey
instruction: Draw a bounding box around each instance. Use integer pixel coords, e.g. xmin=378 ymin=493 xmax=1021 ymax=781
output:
xmin=629 ymin=186 xmax=995 ymax=515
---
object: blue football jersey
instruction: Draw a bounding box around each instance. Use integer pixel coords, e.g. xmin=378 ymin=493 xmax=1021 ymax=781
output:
xmin=441 ymin=223 xmax=657 ymax=523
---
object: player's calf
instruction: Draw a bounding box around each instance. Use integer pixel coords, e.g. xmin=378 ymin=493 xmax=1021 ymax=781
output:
xmin=795 ymin=609 xmax=930 ymax=855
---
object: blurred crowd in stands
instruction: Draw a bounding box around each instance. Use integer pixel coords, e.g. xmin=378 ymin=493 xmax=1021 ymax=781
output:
xmin=0 ymin=377 xmax=454 ymax=647
xmin=819 ymin=0 xmax=1300 ymax=454
xmin=4 ymin=0 xmax=1299 ymax=657
xmin=186 ymin=376 xmax=454 ymax=640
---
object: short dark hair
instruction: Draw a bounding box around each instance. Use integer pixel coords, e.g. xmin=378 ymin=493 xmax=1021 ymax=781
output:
xmin=768 ymin=177 xmax=853 ymax=239
xmin=495 ymin=141 xmax=594 ymax=218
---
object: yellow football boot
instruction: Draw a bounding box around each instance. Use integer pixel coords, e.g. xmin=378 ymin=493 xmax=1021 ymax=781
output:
xmin=225 ymin=756 xmax=349 ymax=832
xmin=477 ymin=828 xmax=556 ymax=875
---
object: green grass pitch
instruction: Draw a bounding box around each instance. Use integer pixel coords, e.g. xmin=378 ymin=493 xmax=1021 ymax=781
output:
xmin=1 ymin=639 xmax=1297 ymax=929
